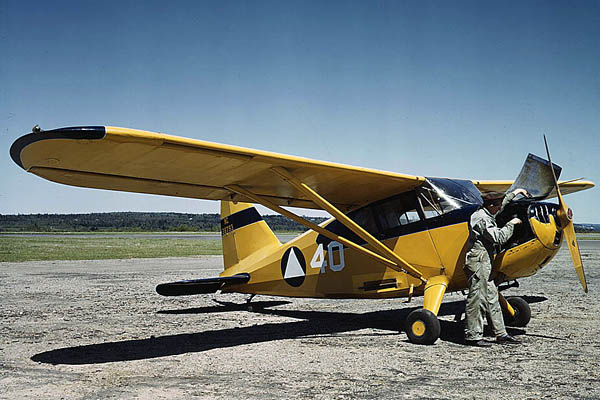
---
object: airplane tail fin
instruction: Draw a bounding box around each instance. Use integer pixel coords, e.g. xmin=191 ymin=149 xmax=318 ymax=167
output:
xmin=220 ymin=201 xmax=281 ymax=270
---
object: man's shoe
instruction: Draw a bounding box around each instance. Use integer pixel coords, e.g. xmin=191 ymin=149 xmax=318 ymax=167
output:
xmin=496 ymin=334 xmax=521 ymax=344
xmin=465 ymin=339 xmax=492 ymax=347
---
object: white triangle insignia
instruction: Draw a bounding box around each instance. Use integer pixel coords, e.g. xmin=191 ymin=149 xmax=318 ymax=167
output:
xmin=284 ymin=250 xmax=305 ymax=279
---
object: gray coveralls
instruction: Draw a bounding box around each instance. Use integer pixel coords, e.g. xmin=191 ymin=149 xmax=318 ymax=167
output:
xmin=463 ymin=192 xmax=516 ymax=341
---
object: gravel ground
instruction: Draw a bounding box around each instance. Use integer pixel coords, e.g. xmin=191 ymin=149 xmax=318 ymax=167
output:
xmin=1 ymin=244 xmax=599 ymax=399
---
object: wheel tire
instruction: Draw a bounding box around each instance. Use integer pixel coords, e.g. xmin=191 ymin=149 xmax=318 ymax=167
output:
xmin=503 ymin=296 xmax=531 ymax=327
xmin=405 ymin=308 xmax=441 ymax=345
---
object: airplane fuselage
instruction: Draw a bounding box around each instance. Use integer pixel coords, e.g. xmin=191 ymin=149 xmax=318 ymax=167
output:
xmin=222 ymin=179 xmax=563 ymax=299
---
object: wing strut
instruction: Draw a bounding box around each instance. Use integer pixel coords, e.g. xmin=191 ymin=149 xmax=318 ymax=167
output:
xmin=269 ymin=167 xmax=426 ymax=283
xmin=225 ymin=184 xmax=426 ymax=283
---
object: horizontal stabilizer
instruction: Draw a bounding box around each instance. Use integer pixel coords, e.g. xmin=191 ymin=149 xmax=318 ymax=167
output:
xmin=156 ymin=273 xmax=250 ymax=297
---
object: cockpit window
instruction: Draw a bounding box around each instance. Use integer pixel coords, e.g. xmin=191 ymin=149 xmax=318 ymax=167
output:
xmin=372 ymin=191 xmax=420 ymax=232
xmin=318 ymin=177 xmax=482 ymax=245
xmin=419 ymin=188 xmax=444 ymax=218
xmin=418 ymin=178 xmax=483 ymax=219
xmin=348 ymin=206 xmax=378 ymax=235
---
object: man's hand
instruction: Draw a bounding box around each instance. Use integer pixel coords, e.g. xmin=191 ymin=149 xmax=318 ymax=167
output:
xmin=512 ymin=188 xmax=530 ymax=198
xmin=510 ymin=217 xmax=522 ymax=225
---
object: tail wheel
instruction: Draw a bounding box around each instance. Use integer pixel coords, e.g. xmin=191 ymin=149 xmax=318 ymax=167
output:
xmin=503 ymin=296 xmax=531 ymax=327
xmin=405 ymin=308 xmax=441 ymax=345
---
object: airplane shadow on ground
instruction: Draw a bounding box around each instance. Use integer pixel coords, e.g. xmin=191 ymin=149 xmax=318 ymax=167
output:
xmin=157 ymin=300 xmax=293 ymax=314
xmin=31 ymin=297 xmax=543 ymax=365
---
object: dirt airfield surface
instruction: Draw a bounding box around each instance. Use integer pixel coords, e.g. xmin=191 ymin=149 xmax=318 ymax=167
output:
xmin=2 ymin=244 xmax=599 ymax=399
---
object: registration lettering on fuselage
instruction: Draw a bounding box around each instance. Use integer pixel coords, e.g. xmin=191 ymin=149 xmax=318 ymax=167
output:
xmin=309 ymin=242 xmax=345 ymax=274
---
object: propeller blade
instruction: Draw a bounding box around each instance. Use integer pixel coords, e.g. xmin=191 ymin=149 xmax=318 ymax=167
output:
xmin=563 ymin=221 xmax=588 ymax=293
xmin=543 ymin=135 xmax=565 ymax=206
xmin=544 ymin=135 xmax=588 ymax=293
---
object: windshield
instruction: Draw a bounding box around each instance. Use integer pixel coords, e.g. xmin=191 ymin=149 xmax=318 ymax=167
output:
xmin=418 ymin=178 xmax=482 ymax=218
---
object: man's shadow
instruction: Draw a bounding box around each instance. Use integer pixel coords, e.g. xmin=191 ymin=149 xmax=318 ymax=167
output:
xmin=31 ymin=297 xmax=542 ymax=365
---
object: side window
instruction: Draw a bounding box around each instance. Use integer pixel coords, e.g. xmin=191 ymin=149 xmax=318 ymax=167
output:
xmin=319 ymin=189 xmax=426 ymax=245
xmin=399 ymin=209 xmax=420 ymax=225
xmin=373 ymin=191 xmax=421 ymax=232
xmin=419 ymin=189 xmax=443 ymax=218
xmin=348 ymin=207 xmax=378 ymax=235
xmin=377 ymin=200 xmax=400 ymax=231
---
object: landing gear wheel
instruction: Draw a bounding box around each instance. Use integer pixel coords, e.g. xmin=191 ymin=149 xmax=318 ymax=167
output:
xmin=503 ymin=296 xmax=531 ymax=327
xmin=405 ymin=308 xmax=441 ymax=345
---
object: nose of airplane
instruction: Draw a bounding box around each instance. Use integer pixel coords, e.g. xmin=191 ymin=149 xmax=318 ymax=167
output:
xmin=528 ymin=203 xmax=563 ymax=251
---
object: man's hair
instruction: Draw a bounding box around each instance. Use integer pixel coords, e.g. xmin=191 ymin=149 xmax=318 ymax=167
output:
xmin=481 ymin=192 xmax=505 ymax=207
xmin=483 ymin=198 xmax=503 ymax=207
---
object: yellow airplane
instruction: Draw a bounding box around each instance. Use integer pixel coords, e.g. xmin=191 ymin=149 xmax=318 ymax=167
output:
xmin=10 ymin=125 xmax=594 ymax=344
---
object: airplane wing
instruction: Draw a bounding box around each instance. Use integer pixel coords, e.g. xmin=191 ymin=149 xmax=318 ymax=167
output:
xmin=10 ymin=126 xmax=426 ymax=211
xmin=474 ymin=180 xmax=595 ymax=198
xmin=473 ymin=153 xmax=594 ymax=198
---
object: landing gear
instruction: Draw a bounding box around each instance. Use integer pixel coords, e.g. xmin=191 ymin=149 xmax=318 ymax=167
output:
xmin=404 ymin=275 xmax=448 ymax=345
xmin=503 ymin=296 xmax=531 ymax=327
xmin=405 ymin=309 xmax=441 ymax=345
xmin=246 ymin=294 xmax=256 ymax=311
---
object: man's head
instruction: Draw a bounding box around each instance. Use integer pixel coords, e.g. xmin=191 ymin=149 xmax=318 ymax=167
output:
xmin=482 ymin=192 xmax=505 ymax=214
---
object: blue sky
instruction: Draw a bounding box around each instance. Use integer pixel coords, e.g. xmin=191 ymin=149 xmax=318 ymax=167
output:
xmin=1 ymin=0 xmax=599 ymax=222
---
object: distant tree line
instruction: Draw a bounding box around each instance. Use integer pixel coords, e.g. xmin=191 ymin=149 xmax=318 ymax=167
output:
xmin=575 ymin=224 xmax=600 ymax=233
xmin=0 ymin=212 xmax=328 ymax=233
xmin=0 ymin=213 xmax=596 ymax=233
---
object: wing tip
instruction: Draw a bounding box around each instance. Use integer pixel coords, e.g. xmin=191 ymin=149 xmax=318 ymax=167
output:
xmin=9 ymin=126 xmax=106 ymax=170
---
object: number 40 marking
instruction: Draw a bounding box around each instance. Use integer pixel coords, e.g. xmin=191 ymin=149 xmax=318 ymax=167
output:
xmin=310 ymin=241 xmax=345 ymax=273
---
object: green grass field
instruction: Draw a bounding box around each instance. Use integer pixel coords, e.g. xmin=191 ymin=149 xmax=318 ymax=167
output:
xmin=1 ymin=232 xmax=597 ymax=263
xmin=0 ymin=236 xmax=222 ymax=262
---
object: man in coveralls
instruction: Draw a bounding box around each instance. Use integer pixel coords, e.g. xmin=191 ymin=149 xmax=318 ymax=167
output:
xmin=464 ymin=188 xmax=528 ymax=347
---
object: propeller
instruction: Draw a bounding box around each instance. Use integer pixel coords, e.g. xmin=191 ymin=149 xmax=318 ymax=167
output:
xmin=544 ymin=135 xmax=588 ymax=293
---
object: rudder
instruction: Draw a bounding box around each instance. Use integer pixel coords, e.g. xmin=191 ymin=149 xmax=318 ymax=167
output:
xmin=220 ymin=201 xmax=281 ymax=270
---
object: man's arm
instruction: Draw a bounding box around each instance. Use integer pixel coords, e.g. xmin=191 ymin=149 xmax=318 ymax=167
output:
xmin=481 ymin=217 xmax=516 ymax=247
xmin=499 ymin=188 xmax=529 ymax=214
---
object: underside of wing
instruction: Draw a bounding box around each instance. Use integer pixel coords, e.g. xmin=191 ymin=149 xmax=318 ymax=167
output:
xmin=10 ymin=126 xmax=425 ymax=211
